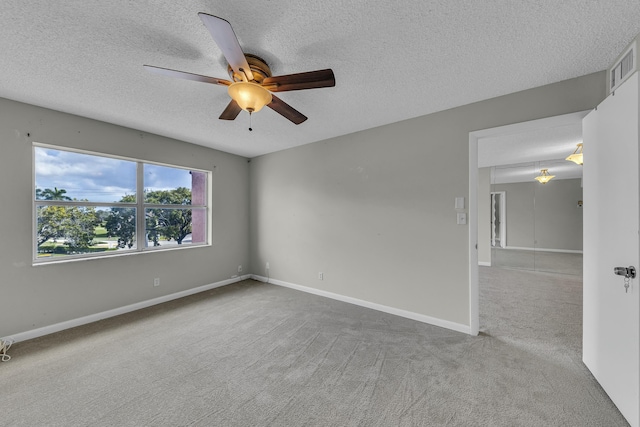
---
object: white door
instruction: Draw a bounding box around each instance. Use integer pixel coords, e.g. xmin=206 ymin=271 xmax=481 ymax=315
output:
xmin=583 ymin=72 xmax=640 ymax=426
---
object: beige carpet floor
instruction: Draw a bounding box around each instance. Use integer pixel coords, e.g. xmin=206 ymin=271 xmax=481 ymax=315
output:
xmin=0 ymin=268 xmax=627 ymax=426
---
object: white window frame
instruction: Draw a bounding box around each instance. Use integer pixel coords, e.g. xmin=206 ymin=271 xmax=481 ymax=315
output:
xmin=33 ymin=143 xmax=212 ymax=264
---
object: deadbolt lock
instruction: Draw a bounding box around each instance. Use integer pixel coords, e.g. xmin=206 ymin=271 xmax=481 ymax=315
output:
xmin=614 ymin=266 xmax=636 ymax=279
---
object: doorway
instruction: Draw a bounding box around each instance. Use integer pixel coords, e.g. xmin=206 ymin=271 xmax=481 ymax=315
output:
xmin=490 ymin=191 xmax=506 ymax=248
xmin=468 ymin=111 xmax=589 ymax=335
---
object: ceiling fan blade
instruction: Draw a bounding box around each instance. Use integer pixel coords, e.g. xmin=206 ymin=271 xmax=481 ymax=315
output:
xmin=219 ymin=100 xmax=242 ymax=120
xmin=267 ymin=95 xmax=307 ymax=125
xmin=143 ymin=65 xmax=231 ymax=86
xmin=198 ymin=13 xmax=253 ymax=81
xmin=262 ymin=69 xmax=335 ymax=92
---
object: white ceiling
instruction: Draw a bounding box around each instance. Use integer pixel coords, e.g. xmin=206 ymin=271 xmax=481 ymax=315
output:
xmin=491 ymin=160 xmax=583 ymax=185
xmin=478 ymin=111 xmax=587 ymax=184
xmin=1 ymin=1 xmax=639 ymax=158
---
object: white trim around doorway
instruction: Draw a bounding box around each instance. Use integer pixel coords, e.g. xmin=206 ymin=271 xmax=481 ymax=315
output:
xmin=468 ymin=110 xmax=590 ymax=338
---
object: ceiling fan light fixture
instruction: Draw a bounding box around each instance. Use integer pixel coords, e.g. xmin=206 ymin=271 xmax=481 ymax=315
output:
xmin=534 ymin=168 xmax=555 ymax=184
xmin=566 ymin=143 xmax=584 ymax=165
xmin=227 ymin=81 xmax=272 ymax=113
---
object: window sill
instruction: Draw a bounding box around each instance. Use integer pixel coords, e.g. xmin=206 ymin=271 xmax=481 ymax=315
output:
xmin=32 ymin=242 xmax=211 ymax=266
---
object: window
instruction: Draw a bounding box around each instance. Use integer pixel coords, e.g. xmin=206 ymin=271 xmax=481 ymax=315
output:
xmin=33 ymin=144 xmax=210 ymax=263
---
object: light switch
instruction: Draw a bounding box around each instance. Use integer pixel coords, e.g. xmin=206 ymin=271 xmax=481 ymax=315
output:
xmin=455 ymin=197 xmax=465 ymax=210
xmin=457 ymin=212 xmax=467 ymax=225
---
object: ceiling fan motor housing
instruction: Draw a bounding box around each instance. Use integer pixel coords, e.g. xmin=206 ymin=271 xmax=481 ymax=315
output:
xmin=228 ymin=54 xmax=272 ymax=83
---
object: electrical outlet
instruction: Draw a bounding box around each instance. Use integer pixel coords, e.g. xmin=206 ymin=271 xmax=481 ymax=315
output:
xmin=153 ymin=278 xmax=160 ymax=287
xmin=456 ymin=212 xmax=467 ymax=225
xmin=318 ymin=272 xmax=324 ymax=280
xmin=266 ymin=262 xmax=270 ymax=270
xmin=238 ymin=265 xmax=243 ymax=273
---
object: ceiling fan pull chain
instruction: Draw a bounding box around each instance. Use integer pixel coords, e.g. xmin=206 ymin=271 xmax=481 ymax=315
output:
xmin=249 ymin=111 xmax=253 ymax=131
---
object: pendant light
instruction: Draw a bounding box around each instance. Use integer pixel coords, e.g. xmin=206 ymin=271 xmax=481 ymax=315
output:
xmin=535 ymin=168 xmax=555 ymax=184
xmin=566 ymin=143 xmax=583 ymax=165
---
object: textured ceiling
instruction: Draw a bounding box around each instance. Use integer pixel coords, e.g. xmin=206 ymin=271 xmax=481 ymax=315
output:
xmin=1 ymin=1 xmax=639 ymax=158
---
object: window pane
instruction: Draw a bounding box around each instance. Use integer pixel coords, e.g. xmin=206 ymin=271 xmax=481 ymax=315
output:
xmin=35 ymin=147 xmax=137 ymax=203
xmin=145 ymin=208 xmax=202 ymax=247
xmin=144 ymin=164 xmax=195 ymax=205
xmin=36 ymin=205 xmax=136 ymax=258
xmin=104 ymin=207 xmax=138 ymax=250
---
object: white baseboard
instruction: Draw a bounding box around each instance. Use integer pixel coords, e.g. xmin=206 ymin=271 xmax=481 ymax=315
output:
xmin=6 ymin=275 xmax=252 ymax=343
xmin=478 ymin=261 xmax=491 ymax=266
xmin=7 ymin=273 xmax=474 ymax=342
xmin=251 ymin=275 xmax=472 ymax=335
xmin=500 ymin=246 xmax=583 ymax=254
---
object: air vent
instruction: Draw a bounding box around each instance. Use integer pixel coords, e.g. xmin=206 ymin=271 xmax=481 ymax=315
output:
xmin=610 ymin=42 xmax=636 ymax=93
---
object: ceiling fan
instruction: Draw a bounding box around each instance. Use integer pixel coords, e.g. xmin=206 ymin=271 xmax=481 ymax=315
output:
xmin=144 ymin=13 xmax=336 ymax=127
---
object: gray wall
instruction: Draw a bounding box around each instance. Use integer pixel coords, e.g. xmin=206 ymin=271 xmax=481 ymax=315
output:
xmin=492 ymin=179 xmax=583 ymax=251
xmin=1 ymin=71 xmax=604 ymax=338
xmin=0 ymin=97 xmax=250 ymax=337
xmin=249 ymin=72 xmax=604 ymax=328
xmin=492 ymin=182 xmax=535 ymax=248
xmin=535 ymin=178 xmax=583 ymax=251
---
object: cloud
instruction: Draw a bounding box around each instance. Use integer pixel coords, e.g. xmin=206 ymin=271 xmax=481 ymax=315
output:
xmin=35 ymin=147 xmax=193 ymax=203
xmin=144 ymin=164 xmax=192 ymax=192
